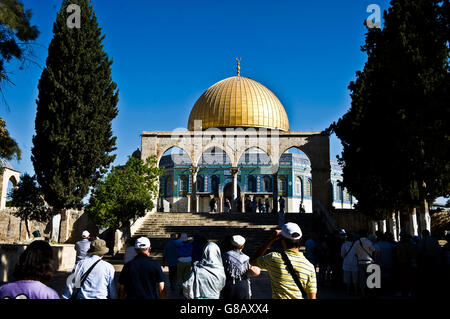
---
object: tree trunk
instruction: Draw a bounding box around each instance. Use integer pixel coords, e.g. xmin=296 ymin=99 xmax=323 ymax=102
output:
xmin=25 ymin=217 xmax=30 ymax=239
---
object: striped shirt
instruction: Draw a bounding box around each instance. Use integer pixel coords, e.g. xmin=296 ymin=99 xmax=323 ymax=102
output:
xmin=256 ymin=249 xmax=317 ymax=299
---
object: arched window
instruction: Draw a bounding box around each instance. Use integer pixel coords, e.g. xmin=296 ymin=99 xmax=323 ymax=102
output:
xmin=179 ymin=176 xmax=188 ymax=195
xmin=247 ymin=175 xmax=256 ymax=192
xmin=197 ymin=175 xmax=204 ymax=192
xmin=211 ymin=175 xmax=219 ymax=194
xmin=263 ymin=176 xmax=271 ymax=192
xmin=278 ymin=176 xmax=287 ymax=195
xmin=306 ymin=178 xmax=312 ymax=197
xmin=295 ymin=176 xmax=303 ymax=197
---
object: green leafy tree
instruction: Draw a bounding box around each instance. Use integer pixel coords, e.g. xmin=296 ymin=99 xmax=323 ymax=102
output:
xmin=328 ymin=0 xmax=449 ymax=219
xmin=10 ymin=173 xmax=50 ymax=238
xmin=0 ymin=0 xmax=39 ymax=161
xmin=32 ymin=0 xmax=118 ymax=211
xmin=0 ymin=0 xmax=39 ymax=90
xmin=0 ymin=117 xmax=20 ymax=166
xmin=86 ymin=156 xmax=163 ymax=229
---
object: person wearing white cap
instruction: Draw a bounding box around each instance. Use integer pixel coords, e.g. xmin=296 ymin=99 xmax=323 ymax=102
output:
xmin=250 ymin=223 xmax=317 ymax=299
xmin=222 ymin=235 xmax=261 ymax=300
xmin=118 ymin=236 xmax=167 ymax=299
xmin=74 ymin=230 xmax=91 ymax=263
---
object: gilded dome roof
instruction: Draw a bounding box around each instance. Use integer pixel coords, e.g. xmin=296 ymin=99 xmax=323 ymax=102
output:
xmin=188 ymin=76 xmax=289 ymax=131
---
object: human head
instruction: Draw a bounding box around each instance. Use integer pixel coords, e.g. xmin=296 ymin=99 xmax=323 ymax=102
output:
xmin=170 ymin=233 xmax=177 ymax=240
xmin=134 ymin=237 xmax=151 ymax=255
xmin=367 ymin=234 xmax=377 ymax=243
xmin=400 ymin=230 xmax=411 ymax=243
xmin=180 ymin=233 xmax=189 ymax=242
xmin=231 ymin=235 xmax=245 ymax=250
xmin=280 ymin=223 xmax=302 ymax=249
xmin=88 ymin=239 xmax=109 ymax=256
xmin=422 ymin=229 xmax=430 ymax=238
xmin=13 ymin=240 xmax=54 ymax=283
xmin=82 ymin=230 xmax=90 ymax=239
xmin=201 ymin=242 xmax=223 ymax=265
xmin=359 ymin=230 xmax=368 ymax=238
xmin=32 ymin=230 xmax=41 ymax=238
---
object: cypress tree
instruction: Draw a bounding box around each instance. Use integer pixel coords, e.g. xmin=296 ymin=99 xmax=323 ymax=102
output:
xmin=329 ymin=0 xmax=449 ymax=218
xmin=32 ymin=0 xmax=118 ymax=210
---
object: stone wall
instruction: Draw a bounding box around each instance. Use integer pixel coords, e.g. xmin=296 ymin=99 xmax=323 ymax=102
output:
xmin=0 ymin=208 xmax=96 ymax=244
xmin=0 ymin=243 xmax=76 ymax=283
xmin=0 ymin=208 xmax=51 ymax=243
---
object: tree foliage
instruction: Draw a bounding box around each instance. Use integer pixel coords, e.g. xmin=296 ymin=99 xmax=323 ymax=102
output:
xmin=0 ymin=0 xmax=39 ymax=88
xmin=328 ymin=0 xmax=449 ymax=219
xmin=0 ymin=117 xmax=20 ymax=162
xmin=86 ymin=156 xmax=163 ymax=229
xmin=9 ymin=173 xmax=50 ymax=237
xmin=0 ymin=0 xmax=38 ymax=160
xmin=32 ymin=0 xmax=118 ymax=210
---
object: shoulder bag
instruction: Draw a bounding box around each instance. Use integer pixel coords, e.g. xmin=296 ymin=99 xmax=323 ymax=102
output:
xmin=70 ymin=259 xmax=101 ymax=300
xmin=280 ymin=251 xmax=308 ymax=299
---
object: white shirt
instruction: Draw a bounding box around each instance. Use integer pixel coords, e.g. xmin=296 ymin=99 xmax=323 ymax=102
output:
xmin=354 ymin=238 xmax=376 ymax=264
xmin=341 ymin=241 xmax=358 ymax=271
xmin=63 ymin=255 xmax=117 ymax=299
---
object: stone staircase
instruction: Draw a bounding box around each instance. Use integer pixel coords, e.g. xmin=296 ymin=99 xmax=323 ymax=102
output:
xmin=130 ymin=212 xmax=317 ymax=260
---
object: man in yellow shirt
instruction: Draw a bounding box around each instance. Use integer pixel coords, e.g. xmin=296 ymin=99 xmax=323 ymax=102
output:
xmin=250 ymin=223 xmax=317 ymax=299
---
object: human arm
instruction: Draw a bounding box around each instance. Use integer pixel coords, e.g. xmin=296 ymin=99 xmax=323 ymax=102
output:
xmin=117 ymin=264 xmax=128 ymax=299
xmin=248 ymin=265 xmax=261 ymax=276
xmin=107 ymin=270 xmax=118 ymax=299
xmin=250 ymin=230 xmax=281 ymax=266
xmin=118 ymin=284 xmax=126 ymax=299
xmin=158 ymin=282 xmax=167 ymax=299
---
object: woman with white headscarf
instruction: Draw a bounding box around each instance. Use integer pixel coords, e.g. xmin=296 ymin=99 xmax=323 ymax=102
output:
xmin=182 ymin=242 xmax=226 ymax=299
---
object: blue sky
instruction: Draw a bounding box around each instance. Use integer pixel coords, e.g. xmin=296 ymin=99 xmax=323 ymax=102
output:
xmin=2 ymin=0 xmax=392 ymax=175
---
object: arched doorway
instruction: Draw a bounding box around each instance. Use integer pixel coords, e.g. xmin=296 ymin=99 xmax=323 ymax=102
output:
xmin=224 ymin=182 xmax=241 ymax=212
xmin=158 ymin=146 xmax=191 ymax=212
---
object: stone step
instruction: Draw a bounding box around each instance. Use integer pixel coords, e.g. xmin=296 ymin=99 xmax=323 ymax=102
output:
xmin=131 ymin=212 xmax=315 ymax=260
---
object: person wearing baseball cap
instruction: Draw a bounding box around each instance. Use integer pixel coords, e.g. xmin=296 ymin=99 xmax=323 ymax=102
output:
xmin=74 ymin=230 xmax=91 ymax=263
xmin=222 ymin=235 xmax=261 ymax=300
xmin=250 ymin=223 xmax=317 ymax=299
xmin=118 ymin=236 xmax=167 ymax=299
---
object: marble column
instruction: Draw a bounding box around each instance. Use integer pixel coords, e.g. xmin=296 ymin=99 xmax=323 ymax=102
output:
xmin=196 ymin=195 xmax=200 ymax=213
xmin=190 ymin=166 xmax=199 ymax=213
xmin=409 ymin=207 xmax=419 ymax=237
xmin=272 ymin=172 xmax=278 ymax=213
xmin=379 ymin=220 xmax=387 ymax=233
xmin=419 ymin=199 xmax=431 ymax=234
xmin=230 ymin=167 xmax=240 ymax=212
xmin=241 ymin=193 xmax=246 ymax=213
xmin=218 ymin=192 xmax=224 ymax=213
xmin=186 ymin=195 xmax=191 ymax=213
xmin=369 ymin=220 xmax=378 ymax=234
xmin=388 ymin=212 xmax=398 ymax=241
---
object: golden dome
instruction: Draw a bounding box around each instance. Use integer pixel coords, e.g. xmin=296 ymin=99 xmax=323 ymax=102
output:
xmin=188 ymin=76 xmax=289 ymax=131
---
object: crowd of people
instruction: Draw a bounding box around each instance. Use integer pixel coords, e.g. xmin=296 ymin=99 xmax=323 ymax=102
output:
xmin=0 ymin=224 xmax=448 ymax=300
xmin=303 ymin=229 xmax=450 ymax=298
xmin=0 ymin=222 xmax=319 ymax=300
